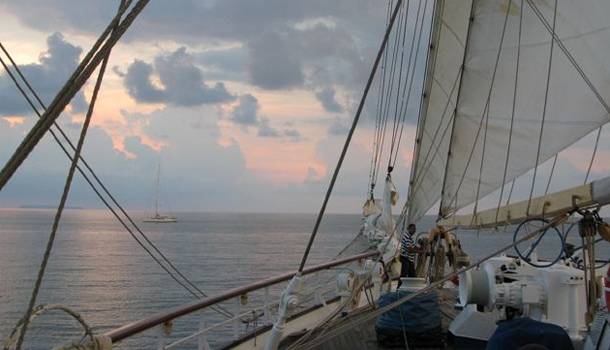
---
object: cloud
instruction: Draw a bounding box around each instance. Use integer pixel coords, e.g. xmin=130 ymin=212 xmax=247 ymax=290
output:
xmin=195 ymin=46 xmax=248 ymax=81
xmin=123 ymin=47 xmax=235 ymax=106
xmin=315 ymin=86 xmax=343 ymax=113
xmin=230 ymin=93 xmax=302 ymax=141
xmin=0 ymin=32 xmax=85 ymax=116
xmin=247 ymin=30 xmax=304 ymax=90
xmin=230 ymin=94 xmax=259 ymax=126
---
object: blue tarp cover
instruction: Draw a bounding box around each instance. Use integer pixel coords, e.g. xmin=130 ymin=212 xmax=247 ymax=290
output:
xmin=486 ymin=317 xmax=574 ymax=350
xmin=375 ymin=290 xmax=441 ymax=333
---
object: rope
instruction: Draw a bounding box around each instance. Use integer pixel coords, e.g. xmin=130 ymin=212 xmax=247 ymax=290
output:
xmin=376 ymin=2 xmax=406 ymax=175
xmin=297 ymin=0 xmax=404 ymax=272
xmin=3 ymin=304 xmax=104 ymax=350
xmin=527 ymin=0 xmax=558 ymax=216
xmin=387 ymin=0 xmax=414 ymax=170
xmin=389 ymin=0 xmax=428 ymax=169
xmin=0 ymin=0 xmax=149 ymax=191
xmin=13 ymin=14 xmax=116 ymax=347
xmin=441 ymin=0 xmax=512 ymax=217
xmin=495 ymin=0 xmax=524 ymax=225
xmin=544 ymin=154 xmax=558 ymax=197
xmin=584 ymin=126 xmax=602 ymax=184
xmin=0 ymin=42 xmax=232 ymax=318
xmin=367 ymin=0 xmax=393 ymax=197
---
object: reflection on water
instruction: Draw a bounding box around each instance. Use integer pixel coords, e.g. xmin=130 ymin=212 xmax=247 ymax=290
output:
xmin=0 ymin=209 xmax=607 ymax=348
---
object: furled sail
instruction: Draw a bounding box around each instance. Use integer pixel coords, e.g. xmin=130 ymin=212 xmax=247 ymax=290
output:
xmin=406 ymin=0 xmax=473 ymax=224
xmin=408 ymin=0 xmax=610 ymax=224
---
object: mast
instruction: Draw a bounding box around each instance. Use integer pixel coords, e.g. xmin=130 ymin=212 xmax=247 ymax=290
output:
xmin=154 ymin=163 xmax=160 ymax=217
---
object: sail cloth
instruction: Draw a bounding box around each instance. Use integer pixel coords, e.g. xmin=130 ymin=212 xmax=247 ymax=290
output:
xmin=408 ymin=0 xmax=610 ymax=222
xmin=407 ymin=0 xmax=473 ymax=224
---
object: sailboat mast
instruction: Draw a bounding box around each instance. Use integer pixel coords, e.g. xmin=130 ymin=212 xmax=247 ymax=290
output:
xmin=155 ymin=163 xmax=160 ymax=216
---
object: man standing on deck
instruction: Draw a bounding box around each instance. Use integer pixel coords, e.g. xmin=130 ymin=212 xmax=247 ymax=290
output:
xmin=397 ymin=223 xmax=422 ymax=288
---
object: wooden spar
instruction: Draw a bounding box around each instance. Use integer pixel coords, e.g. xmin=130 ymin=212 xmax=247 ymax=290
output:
xmin=438 ymin=176 xmax=610 ymax=229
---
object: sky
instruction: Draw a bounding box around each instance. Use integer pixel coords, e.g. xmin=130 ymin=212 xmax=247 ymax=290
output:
xmin=0 ymin=0 xmax=422 ymax=214
xmin=0 ymin=1 xmax=608 ymax=215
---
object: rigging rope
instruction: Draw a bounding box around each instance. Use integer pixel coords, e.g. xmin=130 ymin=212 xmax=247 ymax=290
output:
xmin=584 ymin=126 xmax=602 ymax=184
xmin=13 ymin=13 xmax=116 ymax=347
xmin=298 ymin=0 xmax=404 ymax=272
xmin=495 ymin=0 xmax=524 ymax=225
xmin=376 ymin=2 xmax=406 ymax=175
xmin=389 ymin=0 xmax=428 ymax=170
xmin=368 ymin=0 xmax=393 ymax=197
xmin=386 ymin=0 xmax=412 ymax=171
xmin=0 ymin=43 xmax=232 ymax=317
xmin=527 ymin=0 xmax=558 ymax=216
xmin=0 ymin=0 xmax=149 ymax=191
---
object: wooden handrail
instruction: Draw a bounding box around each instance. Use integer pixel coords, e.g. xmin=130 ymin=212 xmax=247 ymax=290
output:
xmin=105 ymin=250 xmax=378 ymax=343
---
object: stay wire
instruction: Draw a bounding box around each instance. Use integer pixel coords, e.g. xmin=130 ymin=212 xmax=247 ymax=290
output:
xmin=526 ymin=0 xmax=558 ymax=216
xmin=391 ymin=0 xmax=428 ymax=169
xmin=387 ymin=0 xmax=412 ymax=169
xmin=298 ymin=0 xmax=404 ymax=272
xmin=376 ymin=3 xmax=406 ymax=176
xmin=389 ymin=0 xmax=427 ymax=169
xmin=496 ymin=0 xmax=524 ymax=225
xmin=368 ymin=0 xmax=393 ymax=196
xmin=584 ymin=126 xmax=602 ymax=184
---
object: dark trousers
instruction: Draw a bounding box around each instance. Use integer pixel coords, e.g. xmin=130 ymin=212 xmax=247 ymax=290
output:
xmin=397 ymin=255 xmax=416 ymax=288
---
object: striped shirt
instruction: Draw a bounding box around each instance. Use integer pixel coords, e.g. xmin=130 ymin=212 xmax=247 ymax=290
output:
xmin=400 ymin=232 xmax=416 ymax=262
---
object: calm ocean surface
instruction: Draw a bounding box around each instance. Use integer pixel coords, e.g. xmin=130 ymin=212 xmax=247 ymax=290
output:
xmin=0 ymin=209 xmax=607 ymax=349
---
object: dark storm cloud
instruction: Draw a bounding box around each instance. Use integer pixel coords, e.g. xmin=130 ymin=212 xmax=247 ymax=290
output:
xmin=0 ymin=32 xmax=86 ymax=116
xmin=123 ymin=47 xmax=235 ymax=106
xmin=315 ymin=86 xmax=343 ymax=113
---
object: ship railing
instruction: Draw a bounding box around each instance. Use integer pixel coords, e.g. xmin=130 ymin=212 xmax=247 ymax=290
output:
xmin=103 ymin=250 xmax=378 ymax=349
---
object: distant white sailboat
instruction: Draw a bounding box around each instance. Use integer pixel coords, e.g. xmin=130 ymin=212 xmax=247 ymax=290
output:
xmin=143 ymin=163 xmax=177 ymax=223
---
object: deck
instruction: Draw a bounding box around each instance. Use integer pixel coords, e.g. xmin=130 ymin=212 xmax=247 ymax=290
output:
xmin=281 ymin=288 xmax=459 ymax=350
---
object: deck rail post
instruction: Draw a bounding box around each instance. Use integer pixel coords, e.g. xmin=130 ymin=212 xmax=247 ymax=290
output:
xmin=263 ymin=287 xmax=272 ymax=324
xmin=197 ymin=319 xmax=211 ymax=350
xmin=233 ymin=296 xmax=241 ymax=339
xmin=157 ymin=321 xmax=172 ymax=350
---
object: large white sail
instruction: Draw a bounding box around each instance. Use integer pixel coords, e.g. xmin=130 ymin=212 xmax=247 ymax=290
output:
xmin=413 ymin=0 xmax=610 ymax=220
xmin=407 ymin=0 xmax=473 ymax=223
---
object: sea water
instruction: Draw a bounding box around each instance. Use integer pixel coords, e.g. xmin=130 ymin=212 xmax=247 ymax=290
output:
xmin=0 ymin=209 xmax=607 ymax=349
